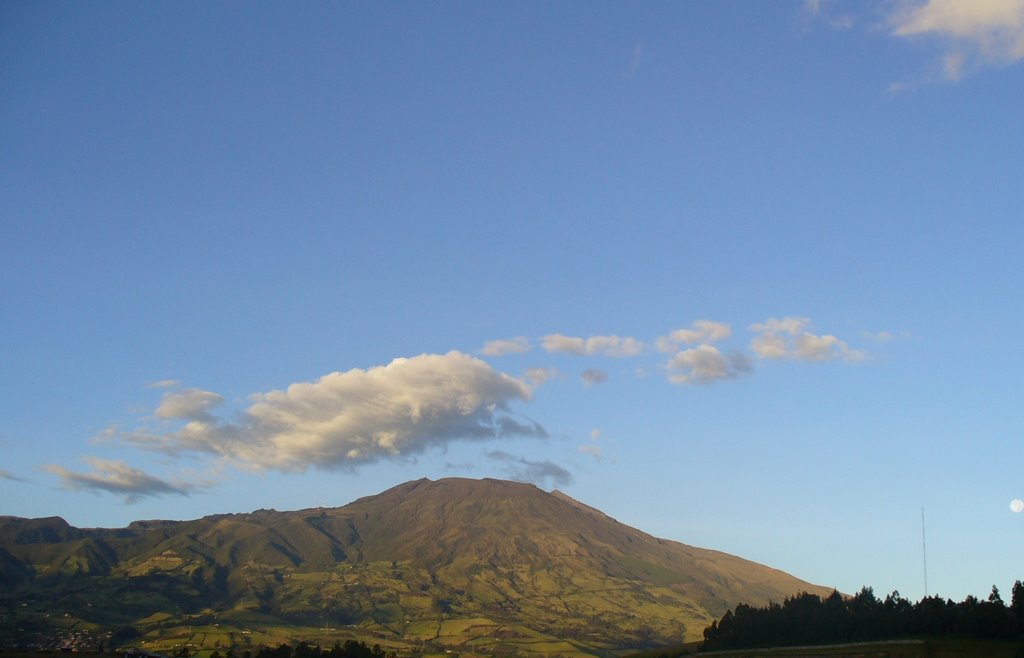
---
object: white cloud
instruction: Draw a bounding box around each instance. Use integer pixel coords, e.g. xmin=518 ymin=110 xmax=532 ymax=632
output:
xmin=749 ymin=317 xmax=865 ymax=362
xmin=656 ymin=320 xmax=732 ymax=352
xmin=578 ymin=444 xmax=603 ymax=459
xmin=586 ymin=334 xmax=644 ymax=356
xmin=485 ymin=450 xmax=572 ymax=488
xmin=795 ymin=332 xmax=865 ymax=362
xmin=750 ymin=331 xmax=789 ymax=359
xmin=891 ymin=0 xmax=1024 ymax=79
xmin=44 ymin=457 xmax=196 ymax=503
xmin=122 ymin=351 xmax=546 ymax=472
xmin=580 ymin=368 xmax=609 ymax=386
xmin=541 ymin=333 xmax=586 ymax=354
xmin=480 ymin=336 xmax=531 ymax=356
xmin=667 ymin=345 xmax=752 ymax=385
xmin=893 ymin=0 xmax=1024 ymax=42
xmin=155 ymin=388 xmax=224 ymax=421
xmin=541 ymin=333 xmax=644 ymax=357
xmin=750 ymin=316 xmax=809 ymax=361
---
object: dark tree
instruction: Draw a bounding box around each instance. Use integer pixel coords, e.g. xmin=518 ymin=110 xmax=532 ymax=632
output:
xmin=1012 ymin=580 xmax=1024 ymax=634
xmin=702 ymin=579 xmax=1024 ymax=652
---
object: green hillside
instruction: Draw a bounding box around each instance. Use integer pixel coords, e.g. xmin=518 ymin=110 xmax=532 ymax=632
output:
xmin=0 ymin=478 xmax=832 ymax=656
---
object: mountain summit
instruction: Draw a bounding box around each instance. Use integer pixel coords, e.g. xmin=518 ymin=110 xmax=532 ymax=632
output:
xmin=1 ymin=478 xmax=831 ymax=654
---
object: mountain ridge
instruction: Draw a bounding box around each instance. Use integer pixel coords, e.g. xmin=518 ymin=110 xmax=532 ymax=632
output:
xmin=1 ymin=477 xmax=832 ymax=655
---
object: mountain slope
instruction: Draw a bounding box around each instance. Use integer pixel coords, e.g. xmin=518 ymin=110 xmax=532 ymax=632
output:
xmin=0 ymin=478 xmax=832 ymax=655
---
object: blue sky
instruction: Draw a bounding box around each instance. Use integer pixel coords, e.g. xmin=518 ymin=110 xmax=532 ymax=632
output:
xmin=2 ymin=0 xmax=1023 ymax=603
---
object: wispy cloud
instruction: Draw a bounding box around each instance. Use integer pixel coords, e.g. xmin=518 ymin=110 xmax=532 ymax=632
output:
xmin=525 ymin=367 xmax=559 ymax=386
xmin=155 ymin=388 xmax=224 ymax=422
xmin=485 ymin=450 xmax=572 ymax=488
xmin=43 ymin=458 xmax=197 ymax=503
xmin=886 ymin=80 xmax=915 ymax=97
xmin=750 ymin=316 xmax=810 ymax=336
xmin=891 ymin=0 xmax=1024 ymax=80
xmin=629 ymin=43 xmax=650 ymax=75
xmin=803 ymin=0 xmax=855 ymax=30
xmin=120 ymin=351 xmax=546 ymax=473
xmin=749 ymin=316 xmax=865 ymax=362
xmin=580 ymin=368 xmax=609 ymax=386
xmin=579 ymin=428 xmax=603 ymax=459
xmin=480 ymin=336 xmax=531 ymax=356
xmin=0 ymin=468 xmax=28 ymax=483
xmin=147 ymin=379 xmax=181 ymax=389
xmin=863 ymin=329 xmax=910 ymax=342
xmin=541 ymin=333 xmax=644 ymax=357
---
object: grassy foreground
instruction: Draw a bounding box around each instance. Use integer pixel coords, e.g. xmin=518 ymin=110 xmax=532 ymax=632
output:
xmin=632 ymin=637 xmax=1024 ymax=658
xmin=4 ymin=637 xmax=1023 ymax=658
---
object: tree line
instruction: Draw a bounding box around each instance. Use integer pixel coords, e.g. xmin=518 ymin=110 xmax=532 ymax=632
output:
xmin=702 ymin=581 xmax=1024 ymax=651
xmin=206 ymin=640 xmax=396 ymax=658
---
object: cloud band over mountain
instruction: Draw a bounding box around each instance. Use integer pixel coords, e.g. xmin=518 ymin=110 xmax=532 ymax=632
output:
xmin=121 ymin=351 xmax=546 ymax=473
xmin=43 ymin=317 xmax=882 ymax=500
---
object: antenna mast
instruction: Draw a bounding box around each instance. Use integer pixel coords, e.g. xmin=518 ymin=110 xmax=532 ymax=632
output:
xmin=921 ymin=507 xmax=929 ymax=598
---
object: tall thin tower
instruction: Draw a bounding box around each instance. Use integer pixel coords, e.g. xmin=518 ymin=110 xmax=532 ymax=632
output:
xmin=921 ymin=507 xmax=929 ymax=598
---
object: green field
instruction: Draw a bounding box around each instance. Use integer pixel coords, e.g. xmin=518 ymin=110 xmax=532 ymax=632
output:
xmin=632 ymin=638 xmax=1024 ymax=658
xmin=1 ymin=555 xmax=697 ymax=657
